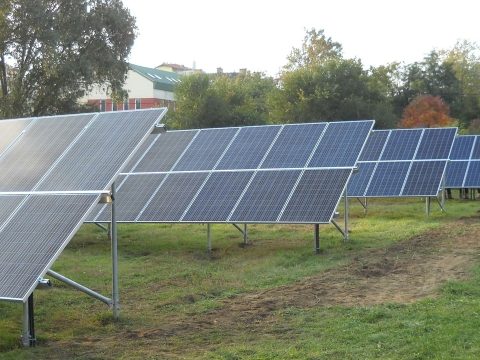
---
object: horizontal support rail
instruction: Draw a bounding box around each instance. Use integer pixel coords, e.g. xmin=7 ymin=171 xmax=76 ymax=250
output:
xmin=0 ymin=190 xmax=109 ymax=196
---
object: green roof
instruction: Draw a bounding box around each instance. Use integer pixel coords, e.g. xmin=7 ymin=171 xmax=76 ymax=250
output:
xmin=129 ymin=63 xmax=181 ymax=92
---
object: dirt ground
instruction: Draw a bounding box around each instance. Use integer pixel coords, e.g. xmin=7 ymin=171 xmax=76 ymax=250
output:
xmin=123 ymin=216 xmax=480 ymax=341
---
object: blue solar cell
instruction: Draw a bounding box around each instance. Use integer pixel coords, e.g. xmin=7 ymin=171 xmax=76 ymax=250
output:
xmin=280 ymin=169 xmax=351 ymax=223
xmin=381 ymin=130 xmax=422 ymax=160
xmin=415 ymin=128 xmax=456 ymax=160
xmin=183 ymin=171 xmax=254 ymax=221
xmin=308 ymin=121 xmax=374 ymax=167
xmin=470 ymin=137 xmax=480 ymax=160
xmin=173 ymin=128 xmax=238 ymax=171
xmin=133 ymin=130 xmax=198 ymax=172
xmin=138 ymin=173 xmax=208 ymax=221
xmin=464 ymin=161 xmax=480 ymax=187
xmin=358 ymin=131 xmax=389 ymax=161
xmin=365 ymin=162 xmax=410 ymax=196
xmin=450 ymin=136 xmax=475 ymax=160
xmin=402 ymin=161 xmax=446 ymax=196
xmin=261 ymin=123 xmax=326 ymax=168
xmin=216 ymin=126 xmax=281 ymax=170
xmin=347 ymin=162 xmax=376 ymax=197
xmin=229 ymin=170 xmax=301 ymax=223
xmin=445 ymin=161 xmax=468 ymax=188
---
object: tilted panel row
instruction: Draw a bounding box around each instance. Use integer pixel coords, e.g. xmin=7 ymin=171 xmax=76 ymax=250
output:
xmin=445 ymin=136 xmax=480 ymax=188
xmin=348 ymin=127 xmax=457 ymax=197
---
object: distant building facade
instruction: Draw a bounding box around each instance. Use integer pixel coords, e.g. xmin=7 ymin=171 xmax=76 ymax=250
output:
xmin=81 ymin=63 xmax=182 ymax=112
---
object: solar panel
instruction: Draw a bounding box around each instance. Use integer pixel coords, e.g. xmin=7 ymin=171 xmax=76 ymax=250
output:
xmin=464 ymin=160 xmax=480 ymax=188
xmin=280 ymin=169 xmax=352 ymax=223
xmin=133 ymin=130 xmax=197 ymax=172
xmin=445 ymin=136 xmax=480 ymax=188
xmin=87 ymin=120 xmax=374 ymax=224
xmin=0 ymin=108 xmax=167 ymax=301
xmin=0 ymin=119 xmax=32 ymax=155
xmin=183 ymin=171 xmax=254 ymax=222
xmin=402 ymin=161 xmax=446 ymax=196
xmin=365 ymin=162 xmax=411 ymax=196
xmin=172 ymin=128 xmax=238 ymax=171
xmin=261 ymin=123 xmax=326 ymax=168
xmin=350 ymin=128 xmax=457 ymax=197
xmin=138 ymin=172 xmax=208 ymax=221
xmin=347 ymin=162 xmax=376 ymax=197
xmin=216 ymin=126 xmax=280 ymax=170
xmin=358 ymin=130 xmax=389 ymax=161
xmin=309 ymin=121 xmax=373 ymax=167
xmin=229 ymin=170 xmax=301 ymax=223
xmin=471 ymin=138 xmax=480 ymax=159
xmin=381 ymin=130 xmax=422 ymax=160
xmin=0 ymin=114 xmax=94 ymax=191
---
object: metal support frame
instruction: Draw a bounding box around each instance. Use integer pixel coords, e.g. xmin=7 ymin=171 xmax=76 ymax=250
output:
xmin=231 ymin=223 xmax=249 ymax=245
xmin=435 ymin=197 xmax=446 ymax=212
xmin=22 ymin=294 xmax=35 ymax=347
xmin=111 ymin=182 xmax=120 ymax=320
xmin=344 ymin=190 xmax=349 ymax=241
xmin=314 ymin=224 xmax=320 ymax=254
xmin=425 ymin=197 xmax=431 ymax=216
xmin=356 ymin=197 xmax=368 ymax=214
xmin=207 ymin=223 xmax=212 ymax=253
xmin=47 ymin=270 xmax=112 ymax=305
xmin=331 ymin=220 xmax=347 ymax=238
xmin=94 ymin=222 xmax=108 ymax=232
xmin=440 ymin=174 xmax=446 ymax=210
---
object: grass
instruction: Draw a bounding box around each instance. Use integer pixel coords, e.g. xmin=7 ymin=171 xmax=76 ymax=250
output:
xmin=0 ymin=197 xmax=479 ymax=359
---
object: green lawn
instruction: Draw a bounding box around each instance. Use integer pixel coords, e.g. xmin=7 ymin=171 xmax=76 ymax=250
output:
xmin=1 ymin=197 xmax=479 ymax=359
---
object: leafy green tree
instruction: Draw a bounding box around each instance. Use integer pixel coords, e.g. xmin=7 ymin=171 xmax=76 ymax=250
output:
xmin=172 ymin=71 xmax=275 ymax=129
xmin=0 ymin=0 xmax=136 ymax=118
xmin=285 ymin=28 xmax=342 ymax=71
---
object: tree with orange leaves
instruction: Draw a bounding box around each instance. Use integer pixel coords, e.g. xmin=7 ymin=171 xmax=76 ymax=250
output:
xmin=399 ymin=95 xmax=455 ymax=128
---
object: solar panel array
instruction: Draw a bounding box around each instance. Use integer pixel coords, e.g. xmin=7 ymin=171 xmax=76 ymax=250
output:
xmin=445 ymin=135 xmax=480 ymax=188
xmin=86 ymin=120 xmax=374 ymax=225
xmin=0 ymin=109 xmax=166 ymax=301
xmin=348 ymin=128 xmax=457 ymax=197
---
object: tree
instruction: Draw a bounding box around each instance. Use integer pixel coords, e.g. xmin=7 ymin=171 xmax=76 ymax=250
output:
xmin=0 ymin=0 xmax=136 ymax=118
xmin=172 ymin=71 xmax=276 ymax=129
xmin=399 ymin=95 xmax=455 ymax=128
xmin=284 ymin=28 xmax=342 ymax=71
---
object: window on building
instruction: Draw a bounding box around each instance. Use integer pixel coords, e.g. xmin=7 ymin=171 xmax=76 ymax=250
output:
xmin=135 ymin=98 xmax=141 ymax=110
xmin=99 ymin=99 xmax=106 ymax=112
xmin=112 ymin=101 xmax=117 ymax=111
xmin=123 ymin=99 xmax=129 ymax=110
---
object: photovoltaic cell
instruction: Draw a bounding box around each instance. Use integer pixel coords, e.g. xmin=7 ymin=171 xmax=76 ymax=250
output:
xmin=0 ymin=119 xmax=32 ymax=155
xmin=37 ymin=111 xmax=163 ymax=191
xmin=309 ymin=121 xmax=374 ymax=167
xmin=358 ymin=130 xmax=389 ymax=161
xmin=280 ymin=169 xmax=352 ymax=223
xmin=346 ymin=162 xmax=376 ymax=197
xmin=172 ymin=128 xmax=238 ymax=171
xmin=445 ymin=161 xmax=468 ymax=188
xmin=133 ymin=130 xmax=198 ymax=172
xmin=450 ymin=136 xmax=475 ymax=160
xmin=415 ymin=128 xmax=456 ymax=160
xmin=0 ymin=194 xmax=98 ymax=301
xmin=381 ymin=130 xmax=422 ymax=160
xmin=261 ymin=123 xmax=326 ymax=169
xmin=0 ymin=114 xmax=94 ymax=191
xmin=95 ymin=174 xmax=166 ymax=222
xmin=183 ymin=171 xmax=254 ymax=221
xmin=402 ymin=161 xmax=445 ymax=196
xmin=216 ymin=126 xmax=281 ymax=170
xmin=229 ymin=170 xmax=301 ymax=223
xmin=0 ymin=196 xmax=25 ymax=227
xmin=365 ymin=162 xmax=410 ymax=196
xmin=138 ymin=172 xmax=208 ymax=222
xmin=464 ymin=161 xmax=480 ymax=188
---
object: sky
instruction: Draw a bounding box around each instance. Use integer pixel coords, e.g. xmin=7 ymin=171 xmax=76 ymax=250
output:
xmin=122 ymin=0 xmax=480 ymax=76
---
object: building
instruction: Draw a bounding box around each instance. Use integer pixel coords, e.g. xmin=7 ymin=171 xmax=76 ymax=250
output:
xmin=82 ymin=63 xmax=182 ymax=112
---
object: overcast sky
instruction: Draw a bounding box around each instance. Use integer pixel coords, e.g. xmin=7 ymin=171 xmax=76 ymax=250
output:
xmin=122 ymin=0 xmax=479 ymax=76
